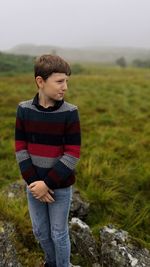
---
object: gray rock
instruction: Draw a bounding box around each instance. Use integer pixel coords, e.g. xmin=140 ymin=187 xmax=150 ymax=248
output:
xmin=70 ymin=264 xmax=81 ymax=267
xmin=3 ymin=181 xmax=26 ymax=199
xmin=69 ymin=217 xmax=101 ymax=266
xmin=0 ymin=221 xmax=22 ymax=267
xmin=70 ymin=187 xmax=90 ymax=220
xmin=100 ymin=224 xmax=150 ymax=267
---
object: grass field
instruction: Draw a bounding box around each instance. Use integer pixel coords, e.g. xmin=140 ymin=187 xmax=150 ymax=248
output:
xmin=0 ymin=66 xmax=150 ymax=266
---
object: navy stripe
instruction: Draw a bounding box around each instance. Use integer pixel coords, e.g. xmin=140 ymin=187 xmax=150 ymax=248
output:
xmin=21 ymin=107 xmax=69 ymax=122
xmin=26 ymin=132 xmax=64 ymax=145
xmin=65 ymin=133 xmax=81 ymax=145
xmin=34 ymin=165 xmax=49 ymax=179
xmin=53 ymin=160 xmax=74 ymax=179
xmin=15 ymin=129 xmax=27 ymax=141
xmin=19 ymin=158 xmax=34 ymax=172
xmin=66 ymin=109 xmax=80 ymax=124
xmin=16 ymin=129 xmax=81 ymax=145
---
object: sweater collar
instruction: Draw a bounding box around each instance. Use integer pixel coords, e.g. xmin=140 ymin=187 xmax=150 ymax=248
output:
xmin=32 ymin=93 xmax=64 ymax=112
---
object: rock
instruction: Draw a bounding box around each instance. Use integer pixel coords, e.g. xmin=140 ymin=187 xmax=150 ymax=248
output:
xmin=0 ymin=221 xmax=22 ymax=267
xmin=70 ymin=187 xmax=90 ymax=220
xmin=2 ymin=180 xmax=26 ymax=199
xmin=8 ymin=192 xmax=15 ymax=198
xmin=70 ymin=264 xmax=81 ymax=267
xmin=100 ymin=224 xmax=150 ymax=267
xmin=69 ymin=217 xmax=101 ymax=266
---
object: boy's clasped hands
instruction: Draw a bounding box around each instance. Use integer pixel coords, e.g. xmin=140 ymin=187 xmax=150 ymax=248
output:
xmin=28 ymin=181 xmax=55 ymax=203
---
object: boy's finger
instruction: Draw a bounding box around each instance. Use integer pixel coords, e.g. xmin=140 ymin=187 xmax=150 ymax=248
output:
xmin=46 ymin=193 xmax=54 ymax=201
xmin=48 ymin=189 xmax=54 ymax=194
xmin=40 ymin=195 xmax=54 ymax=203
xmin=46 ymin=193 xmax=55 ymax=202
xmin=28 ymin=182 xmax=37 ymax=188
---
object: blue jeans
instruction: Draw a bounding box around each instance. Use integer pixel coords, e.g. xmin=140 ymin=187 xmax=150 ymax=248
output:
xmin=26 ymin=186 xmax=73 ymax=267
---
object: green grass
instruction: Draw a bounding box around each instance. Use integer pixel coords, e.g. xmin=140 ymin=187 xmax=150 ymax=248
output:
xmin=0 ymin=66 xmax=150 ymax=266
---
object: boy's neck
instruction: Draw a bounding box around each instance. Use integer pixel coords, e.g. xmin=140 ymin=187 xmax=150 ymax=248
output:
xmin=38 ymin=90 xmax=55 ymax=108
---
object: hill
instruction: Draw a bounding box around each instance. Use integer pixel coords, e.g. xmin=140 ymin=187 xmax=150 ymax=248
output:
xmin=4 ymin=43 xmax=150 ymax=63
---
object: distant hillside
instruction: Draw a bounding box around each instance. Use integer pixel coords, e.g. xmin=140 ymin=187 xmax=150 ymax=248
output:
xmin=5 ymin=43 xmax=150 ymax=63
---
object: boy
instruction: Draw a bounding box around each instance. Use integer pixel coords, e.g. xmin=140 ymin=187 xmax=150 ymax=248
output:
xmin=15 ymin=54 xmax=81 ymax=267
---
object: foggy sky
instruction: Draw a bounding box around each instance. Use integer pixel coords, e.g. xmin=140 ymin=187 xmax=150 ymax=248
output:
xmin=0 ymin=0 xmax=150 ymax=50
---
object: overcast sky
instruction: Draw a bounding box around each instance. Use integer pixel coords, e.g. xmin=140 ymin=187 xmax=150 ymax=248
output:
xmin=0 ymin=0 xmax=150 ymax=51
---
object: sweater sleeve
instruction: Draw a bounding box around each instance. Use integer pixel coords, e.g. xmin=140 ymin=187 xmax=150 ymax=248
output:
xmin=15 ymin=104 xmax=38 ymax=185
xmin=44 ymin=107 xmax=81 ymax=189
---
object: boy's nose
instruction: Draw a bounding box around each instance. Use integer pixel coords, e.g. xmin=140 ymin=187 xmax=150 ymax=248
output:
xmin=63 ymin=82 xmax=68 ymax=91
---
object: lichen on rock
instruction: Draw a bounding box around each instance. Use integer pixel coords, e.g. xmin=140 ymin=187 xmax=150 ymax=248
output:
xmin=0 ymin=220 xmax=22 ymax=267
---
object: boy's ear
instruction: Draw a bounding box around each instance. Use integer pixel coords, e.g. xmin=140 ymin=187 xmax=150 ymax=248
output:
xmin=35 ymin=76 xmax=44 ymax=88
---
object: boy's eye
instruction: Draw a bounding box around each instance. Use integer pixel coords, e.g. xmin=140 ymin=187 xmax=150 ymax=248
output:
xmin=57 ymin=80 xmax=69 ymax=83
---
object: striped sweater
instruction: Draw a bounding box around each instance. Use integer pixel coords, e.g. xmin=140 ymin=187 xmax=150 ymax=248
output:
xmin=15 ymin=93 xmax=81 ymax=189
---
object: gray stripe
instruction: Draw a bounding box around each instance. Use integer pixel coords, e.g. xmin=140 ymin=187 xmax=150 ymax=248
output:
xmin=16 ymin=150 xmax=30 ymax=163
xmin=19 ymin=100 xmax=77 ymax=113
xmin=30 ymin=154 xmax=61 ymax=168
xmin=16 ymin=150 xmax=79 ymax=170
xmin=60 ymin=154 xmax=79 ymax=170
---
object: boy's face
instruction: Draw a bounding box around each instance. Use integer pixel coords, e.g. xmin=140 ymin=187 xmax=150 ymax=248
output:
xmin=36 ymin=73 xmax=69 ymax=101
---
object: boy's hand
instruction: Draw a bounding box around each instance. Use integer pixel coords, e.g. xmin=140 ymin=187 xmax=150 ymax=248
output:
xmin=28 ymin=181 xmax=54 ymax=200
xmin=39 ymin=191 xmax=55 ymax=203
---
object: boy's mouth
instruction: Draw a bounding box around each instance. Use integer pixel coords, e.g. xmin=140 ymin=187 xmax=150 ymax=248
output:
xmin=58 ymin=93 xmax=64 ymax=97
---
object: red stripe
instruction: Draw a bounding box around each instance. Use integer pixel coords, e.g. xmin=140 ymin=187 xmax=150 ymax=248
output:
xmin=22 ymin=166 xmax=36 ymax=180
xmin=64 ymin=145 xmax=80 ymax=158
xmin=27 ymin=143 xmax=64 ymax=157
xmin=16 ymin=118 xmax=23 ymax=129
xmin=47 ymin=169 xmax=75 ymax=188
xmin=65 ymin=174 xmax=75 ymax=187
xmin=48 ymin=169 xmax=62 ymax=187
xmin=15 ymin=140 xmax=27 ymax=151
xmin=16 ymin=118 xmax=80 ymax=135
xmin=24 ymin=120 xmax=65 ymax=134
xmin=66 ymin=122 xmax=80 ymax=134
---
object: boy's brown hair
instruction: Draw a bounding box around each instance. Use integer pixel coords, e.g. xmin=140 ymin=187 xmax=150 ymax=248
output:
xmin=34 ymin=54 xmax=71 ymax=80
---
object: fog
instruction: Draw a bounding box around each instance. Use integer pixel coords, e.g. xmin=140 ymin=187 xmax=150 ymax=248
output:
xmin=0 ymin=0 xmax=150 ymax=50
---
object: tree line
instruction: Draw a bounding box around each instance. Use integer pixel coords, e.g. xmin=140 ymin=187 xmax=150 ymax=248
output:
xmin=116 ymin=56 xmax=150 ymax=68
xmin=1 ymin=52 xmax=150 ymax=75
